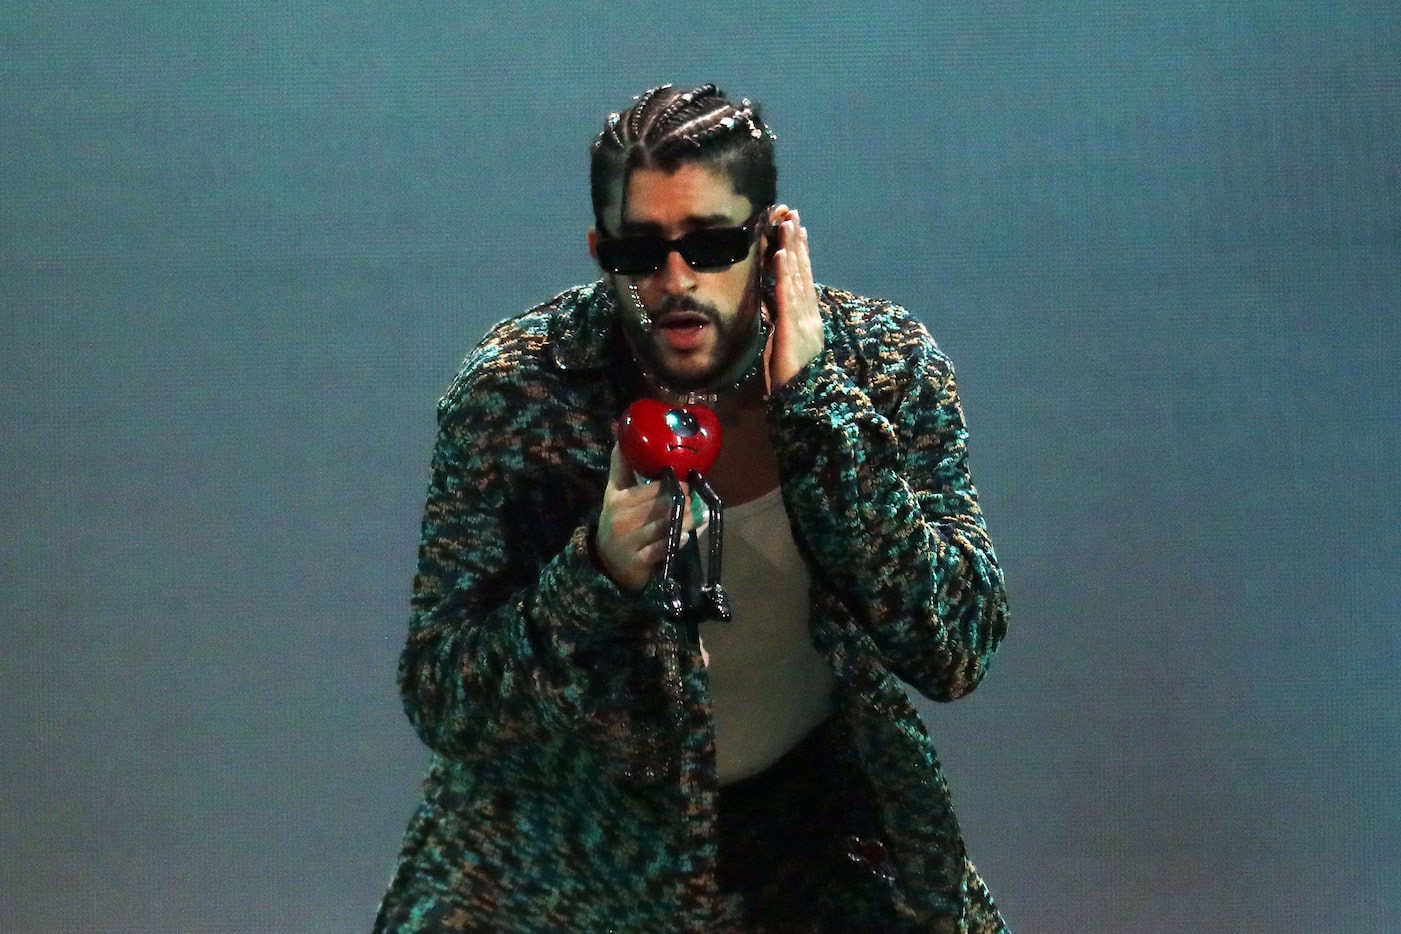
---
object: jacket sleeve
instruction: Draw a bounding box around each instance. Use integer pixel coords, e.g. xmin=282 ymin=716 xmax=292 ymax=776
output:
xmin=396 ymin=340 xmax=650 ymax=761
xmin=768 ymin=298 xmax=1008 ymax=701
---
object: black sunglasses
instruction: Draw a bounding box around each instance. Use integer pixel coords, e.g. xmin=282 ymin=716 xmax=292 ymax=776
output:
xmin=596 ymin=208 xmax=768 ymax=276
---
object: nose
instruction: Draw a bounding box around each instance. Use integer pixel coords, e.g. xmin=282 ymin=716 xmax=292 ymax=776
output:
xmin=656 ymin=246 xmax=697 ymax=293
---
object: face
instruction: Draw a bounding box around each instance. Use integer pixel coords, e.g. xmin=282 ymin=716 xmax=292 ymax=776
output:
xmin=591 ymin=163 xmax=764 ymax=392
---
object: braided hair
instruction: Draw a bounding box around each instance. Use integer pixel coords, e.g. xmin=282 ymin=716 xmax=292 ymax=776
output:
xmin=590 ymin=84 xmax=777 ymax=231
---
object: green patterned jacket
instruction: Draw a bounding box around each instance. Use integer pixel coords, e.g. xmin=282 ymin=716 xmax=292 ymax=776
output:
xmin=374 ymin=281 xmax=1009 ymax=932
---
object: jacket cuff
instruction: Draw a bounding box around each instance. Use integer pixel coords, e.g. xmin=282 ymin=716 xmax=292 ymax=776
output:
xmin=536 ymin=524 xmax=647 ymax=653
xmin=768 ymin=348 xmax=865 ymax=427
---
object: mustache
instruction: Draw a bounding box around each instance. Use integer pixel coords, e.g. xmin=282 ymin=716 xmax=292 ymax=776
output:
xmin=651 ymin=295 xmax=721 ymax=324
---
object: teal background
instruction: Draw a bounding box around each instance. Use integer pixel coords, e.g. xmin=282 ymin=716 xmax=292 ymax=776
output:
xmin=3 ymin=3 xmax=1397 ymax=931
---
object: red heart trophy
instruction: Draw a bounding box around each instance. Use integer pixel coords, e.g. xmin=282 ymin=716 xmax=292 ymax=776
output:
xmin=617 ymin=399 xmax=732 ymax=624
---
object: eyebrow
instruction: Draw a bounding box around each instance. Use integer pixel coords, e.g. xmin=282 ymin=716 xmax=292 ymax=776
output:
xmin=618 ymin=212 xmax=739 ymax=235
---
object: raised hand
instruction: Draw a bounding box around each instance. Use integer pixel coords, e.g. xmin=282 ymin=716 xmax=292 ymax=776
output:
xmin=764 ymin=205 xmax=824 ymax=390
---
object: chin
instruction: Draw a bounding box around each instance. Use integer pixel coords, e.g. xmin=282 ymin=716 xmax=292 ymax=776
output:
xmin=647 ymin=341 xmax=720 ymax=387
xmin=655 ymin=360 xmax=720 ymax=392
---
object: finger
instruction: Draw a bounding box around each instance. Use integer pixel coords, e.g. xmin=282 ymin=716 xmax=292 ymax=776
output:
xmin=785 ymin=219 xmax=804 ymax=267
xmin=606 ymin=442 xmax=633 ymax=492
xmin=620 ymin=512 xmax=667 ymax=550
xmin=779 ymin=222 xmax=816 ymax=314
xmin=776 ymin=239 xmax=802 ymax=311
xmin=630 ymin=475 xmax=688 ymax=508
xmin=767 ymin=205 xmax=796 ymax=251
xmin=632 ymin=487 xmax=698 ymax=546
xmin=637 ymin=538 xmax=671 ymax=566
xmin=629 ymin=480 xmax=686 ymax=522
xmin=680 ymin=490 xmax=703 ymax=533
xmin=773 ymin=210 xmax=812 ymax=289
xmin=792 ymin=222 xmax=811 ymax=282
xmin=632 ymin=515 xmax=684 ymax=565
xmin=615 ymin=474 xmax=676 ymax=512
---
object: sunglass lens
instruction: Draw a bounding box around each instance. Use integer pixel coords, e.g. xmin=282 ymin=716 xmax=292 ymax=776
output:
xmin=597 ymin=237 xmax=664 ymax=275
xmin=680 ymin=228 xmax=749 ymax=270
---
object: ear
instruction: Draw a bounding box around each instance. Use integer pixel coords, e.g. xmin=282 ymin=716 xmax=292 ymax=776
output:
xmin=587 ymin=227 xmax=600 ymax=260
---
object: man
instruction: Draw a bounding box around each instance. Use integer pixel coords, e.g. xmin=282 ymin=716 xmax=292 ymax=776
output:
xmin=375 ymin=83 xmax=1009 ymax=932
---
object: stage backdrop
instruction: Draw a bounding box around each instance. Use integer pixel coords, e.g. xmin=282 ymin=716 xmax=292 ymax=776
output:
xmin=4 ymin=2 xmax=1397 ymax=931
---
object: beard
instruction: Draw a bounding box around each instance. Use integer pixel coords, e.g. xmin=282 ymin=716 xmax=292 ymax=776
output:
xmin=621 ymin=281 xmax=764 ymax=393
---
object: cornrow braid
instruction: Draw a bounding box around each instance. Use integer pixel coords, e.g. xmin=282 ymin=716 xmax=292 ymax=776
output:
xmin=646 ymin=87 xmax=701 ymax=138
xmin=627 ymin=85 xmax=665 ymax=140
xmin=590 ymin=83 xmax=777 ymax=232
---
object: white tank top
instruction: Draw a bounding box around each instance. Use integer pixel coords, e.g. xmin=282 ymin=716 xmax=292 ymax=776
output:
xmin=697 ymin=486 xmax=836 ymax=785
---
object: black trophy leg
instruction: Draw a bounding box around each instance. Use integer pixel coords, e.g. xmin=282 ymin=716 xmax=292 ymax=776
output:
xmin=651 ymin=467 xmax=688 ymax=621
xmin=690 ymin=470 xmax=732 ymax=622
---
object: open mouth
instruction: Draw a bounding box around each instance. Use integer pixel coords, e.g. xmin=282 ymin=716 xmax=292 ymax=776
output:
xmin=653 ymin=311 xmax=709 ymax=331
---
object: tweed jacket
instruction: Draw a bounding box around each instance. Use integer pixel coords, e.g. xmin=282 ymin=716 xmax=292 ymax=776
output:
xmin=374 ymin=281 xmax=1009 ymax=933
